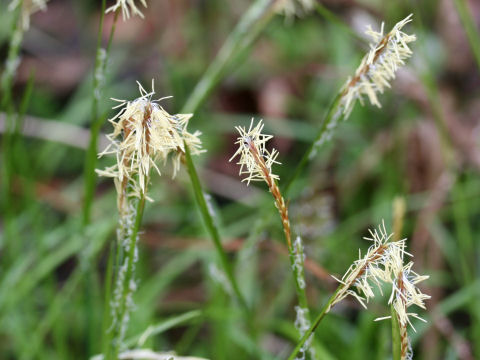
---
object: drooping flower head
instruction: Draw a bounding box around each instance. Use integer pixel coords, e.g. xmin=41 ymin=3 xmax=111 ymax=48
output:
xmin=229 ymin=119 xmax=280 ymax=185
xmin=330 ymin=221 xmax=408 ymax=310
xmin=106 ymin=0 xmax=147 ymax=20
xmin=341 ymin=14 xmax=416 ymax=117
xmin=8 ymin=0 xmax=49 ymax=30
xmin=97 ymin=80 xmax=203 ymax=198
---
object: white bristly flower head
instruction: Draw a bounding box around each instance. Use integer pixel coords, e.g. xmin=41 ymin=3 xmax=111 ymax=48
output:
xmin=277 ymin=0 xmax=316 ymax=18
xmin=229 ymin=119 xmax=280 ymax=185
xmin=330 ymin=221 xmax=407 ymax=310
xmin=341 ymin=14 xmax=416 ymax=117
xmin=106 ymin=0 xmax=147 ymax=20
xmin=97 ymin=80 xmax=203 ymax=197
xmin=9 ymin=0 xmax=49 ymax=30
xmin=376 ymin=244 xmax=430 ymax=331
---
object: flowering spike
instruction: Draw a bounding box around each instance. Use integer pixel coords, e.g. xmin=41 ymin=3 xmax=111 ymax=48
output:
xmin=97 ymin=80 xmax=204 ymax=199
xmin=329 ymin=221 xmax=401 ymax=310
xmin=229 ymin=119 xmax=280 ymax=186
xmin=341 ymin=14 xmax=416 ymax=117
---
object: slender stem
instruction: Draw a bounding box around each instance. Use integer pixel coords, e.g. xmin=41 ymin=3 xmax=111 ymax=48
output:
xmin=287 ymin=287 xmax=341 ymax=360
xmin=391 ymin=305 xmax=402 ymax=360
xmin=452 ymin=0 xmax=480 ymax=71
xmin=178 ymin=0 xmax=280 ymax=312
xmin=83 ymin=5 xmax=120 ymax=226
xmin=282 ymin=93 xmax=343 ymax=195
xmin=181 ymin=0 xmax=278 ymax=114
xmin=101 ymin=241 xmax=116 ymax=353
xmin=247 ymin=141 xmax=309 ymax=310
xmin=183 ymin=145 xmax=248 ymax=311
xmin=315 ymin=4 xmax=364 ymax=43
xmin=108 ymin=195 xmax=146 ymax=360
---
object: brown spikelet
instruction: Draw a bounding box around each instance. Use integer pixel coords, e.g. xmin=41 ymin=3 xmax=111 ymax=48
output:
xmin=248 ymin=140 xmax=292 ymax=249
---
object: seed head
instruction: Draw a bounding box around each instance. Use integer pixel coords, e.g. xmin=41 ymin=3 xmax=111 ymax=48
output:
xmin=229 ymin=119 xmax=280 ymax=185
xmin=106 ymin=0 xmax=147 ymax=20
xmin=97 ymin=80 xmax=203 ymax=196
xmin=341 ymin=14 xmax=416 ymax=117
xmin=9 ymin=0 xmax=49 ymax=30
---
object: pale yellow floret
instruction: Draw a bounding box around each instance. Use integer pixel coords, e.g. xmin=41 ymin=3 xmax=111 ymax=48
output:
xmin=341 ymin=14 xmax=416 ymax=117
xmin=97 ymin=80 xmax=204 ymax=198
xmin=229 ymin=119 xmax=280 ymax=185
xmin=106 ymin=0 xmax=147 ymax=20
xmin=9 ymin=0 xmax=49 ymax=30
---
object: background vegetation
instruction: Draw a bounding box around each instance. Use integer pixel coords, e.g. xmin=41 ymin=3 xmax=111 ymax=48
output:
xmin=0 ymin=0 xmax=479 ymax=359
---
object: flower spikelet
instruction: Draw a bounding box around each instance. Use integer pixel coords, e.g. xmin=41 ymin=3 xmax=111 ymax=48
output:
xmin=329 ymin=221 xmax=406 ymax=310
xmin=106 ymin=0 xmax=147 ymax=20
xmin=378 ymin=244 xmax=430 ymax=330
xmin=341 ymin=14 xmax=416 ymax=117
xmin=9 ymin=0 xmax=49 ymax=30
xmin=97 ymin=81 xmax=203 ymax=197
xmin=229 ymin=119 xmax=280 ymax=186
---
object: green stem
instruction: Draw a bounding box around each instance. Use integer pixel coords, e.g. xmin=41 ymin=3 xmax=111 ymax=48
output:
xmin=181 ymin=0 xmax=278 ymax=114
xmin=83 ymin=4 xmax=119 ymax=226
xmin=1 ymin=4 xmax=23 ymax=110
xmin=183 ymin=145 xmax=248 ymax=311
xmin=287 ymin=287 xmax=342 ymax=360
xmin=282 ymin=93 xmax=343 ymax=195
xmin=315 ymin=4 xmax=364 ymax=43
xmin=108 ymin=195 xmax=146 ymax=360
xmin=391 ymin=305 xmax=402 ymax=360
xmin=178 ymin=0 xmax=280 ymax=311
xmin=452 ymin=0 xmax=480 ymax=71
xmin=1 ymin=5 xmax=23 ymax=226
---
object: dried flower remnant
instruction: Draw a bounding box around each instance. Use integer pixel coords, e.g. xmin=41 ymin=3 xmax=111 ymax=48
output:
xmin=106 ymin=0 xmax=147 ymax=20
xmin=8 ymin=0 xmax=49 ymax=30
xmin=294 ymin=305 xmax=314 ymax=360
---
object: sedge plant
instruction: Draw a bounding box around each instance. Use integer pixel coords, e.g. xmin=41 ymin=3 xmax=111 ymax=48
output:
xmin=96 ymin=80 xmax=203 ymax=359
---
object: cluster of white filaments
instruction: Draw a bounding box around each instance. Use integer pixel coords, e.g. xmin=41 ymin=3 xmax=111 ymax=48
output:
xmin=292 ymin=236 xmax=306 ymax=290
xmin=277 ymin=0 xmax=316 ymax=17
xmin=312 ymin=15 xmax=416 ymax=152
xmin=377 ymin=245 xmax=430 ymax=330
xmin=97 ymin=81 xmax=203 ymax=198
xmin=329 ymin=221 xmax=429 ymax=359
xmin=106 ymin=0 xmax=147 ymax=20
xmin=8 ymin=0 xmax=49 ymax=30
xmin=329 ymin=221 xmax=429 ymax=322
xmin=229 ymin=119 xmax=280 ymax=185
xmin=341 ymin=14 xmax=416 ymax=117
xmin=294 ymin=305 xmax=314 ymax=360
